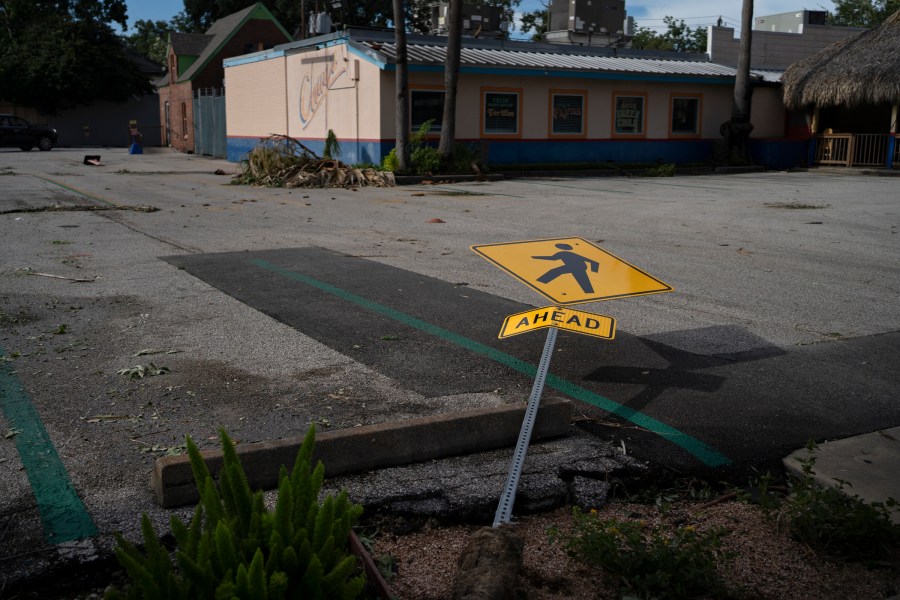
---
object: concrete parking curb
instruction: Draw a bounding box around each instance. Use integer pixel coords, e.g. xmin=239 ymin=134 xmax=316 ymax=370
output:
xmin=152 ymin=396 xmax=573 ymax=508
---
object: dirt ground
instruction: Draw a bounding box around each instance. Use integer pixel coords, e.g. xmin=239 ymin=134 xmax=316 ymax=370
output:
xmin=374 ymin=500 xmax=900 ymax=600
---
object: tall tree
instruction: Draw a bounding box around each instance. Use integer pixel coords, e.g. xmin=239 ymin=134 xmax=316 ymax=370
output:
xmin=0 ymin=0 xmax=151 ymax=113
xmin=631 ymin=17 xmax=708 ymax=53
xmin=123 ymin=19 xmax=172 ymax=64
xmin=519 ymin=1 xmax=549 ymax=41
xmin=721 ymin=0 xmax=754 ymax=163
xmin=393 ymin=0 xmax=410 ymax=172
xmin=438 ymin=0 xmax=463 ymax=163
xmin=828 ymin=0 xmax=900 ymax=26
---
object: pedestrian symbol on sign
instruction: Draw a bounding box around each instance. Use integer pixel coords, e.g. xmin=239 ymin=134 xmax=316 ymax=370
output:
xmin=532 ymin=243 xmax=600 ymax=293
xmin=471 ymin=237 xmax=673 ymax=305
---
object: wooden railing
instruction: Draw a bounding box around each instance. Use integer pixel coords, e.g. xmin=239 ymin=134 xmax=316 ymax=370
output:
xmin=814 ymin=133 xmax=853 ymax=165
xmin=814 ymin=133 xmax=895 ymax=167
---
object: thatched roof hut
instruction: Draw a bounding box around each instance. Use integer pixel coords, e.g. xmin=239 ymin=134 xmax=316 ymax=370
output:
xmin=782 ymin=10 xmax=900 ymax=109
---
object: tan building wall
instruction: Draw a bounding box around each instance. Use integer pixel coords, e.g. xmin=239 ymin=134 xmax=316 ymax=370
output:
xmin=285 ymin=45 xmax=383 ymax=142
xmin=225 ymin=38 xmax=791 ymax=165
xmin=225 ymin=57 xmax=289 ymax=137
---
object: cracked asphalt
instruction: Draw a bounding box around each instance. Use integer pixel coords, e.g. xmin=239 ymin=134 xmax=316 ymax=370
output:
xmin=0 ymin=148 xmax=898 ymax=592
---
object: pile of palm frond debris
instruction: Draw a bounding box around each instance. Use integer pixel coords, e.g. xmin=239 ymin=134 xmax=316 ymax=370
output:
xmin=232 ymin=135 xmax=395 ymax=188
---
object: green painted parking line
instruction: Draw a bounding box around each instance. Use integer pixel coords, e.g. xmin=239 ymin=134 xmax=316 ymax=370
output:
xmin=0 ymin=347 xmax=98 ymax=543
xmin=250 ymin=259 xmax=731 ymax=467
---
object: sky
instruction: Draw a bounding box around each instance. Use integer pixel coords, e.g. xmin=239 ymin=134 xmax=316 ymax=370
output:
xmin=123 ymin=0 xmax=838 ymax=37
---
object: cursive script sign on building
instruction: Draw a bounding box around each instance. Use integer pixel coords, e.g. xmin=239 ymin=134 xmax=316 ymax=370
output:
xmin=299 ymin=53 xmax=347 ymax=129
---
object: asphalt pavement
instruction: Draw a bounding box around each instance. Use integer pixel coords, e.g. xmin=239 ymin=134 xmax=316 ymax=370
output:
xmin=1 ymin=148 xmax=898 ymax=591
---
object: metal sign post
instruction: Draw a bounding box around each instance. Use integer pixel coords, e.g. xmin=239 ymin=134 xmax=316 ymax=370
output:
xmin=493 ymin=326 xmax=558 ymax=527
xmin=473 ymin=237 xmax=673 ymax=528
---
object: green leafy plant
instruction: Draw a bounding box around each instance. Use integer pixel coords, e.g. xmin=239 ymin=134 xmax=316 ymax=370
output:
xmin=108 ymin=426 xmax=365 ymax=600
xmin=551 ymin=508 xmax=734 ymax=599
xmin=780 ymin=442 xmax=900 ymax=561
xmin=323 ymin=129 xmax=342 ymax=160
xmin=646 ymin=163 xmax=676 ymax=177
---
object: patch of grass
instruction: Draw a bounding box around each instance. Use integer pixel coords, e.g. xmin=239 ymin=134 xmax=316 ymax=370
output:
xmin=551 ymin=508 xmax=736 ymax=599
xmin=645 ymin=163 xmax=676 ymax=177
xmin=781 ymin=442 xmax=900 ymax=562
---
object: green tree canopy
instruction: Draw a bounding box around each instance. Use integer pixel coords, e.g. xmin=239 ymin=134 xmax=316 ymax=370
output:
xmin=828 ymin=0 xmax=900 ymax=26
xmin=0 ymin=0 xmax=152 ymax=113
xmin=123 ymin=19 xmax=172 ymax=64
xmin=173 ymin=0 xmax=520 ymax=37
xmin=631 ymin=16 xmax=708 ymax=53
xmin=518 ymin=2 xmax=549 ymax=41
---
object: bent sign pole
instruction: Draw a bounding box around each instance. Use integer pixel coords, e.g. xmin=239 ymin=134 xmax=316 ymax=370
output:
xmin=493 ymin=325 xmax=558 ymax=528
xmin=472 ymin=237 xmax=673 ymax=528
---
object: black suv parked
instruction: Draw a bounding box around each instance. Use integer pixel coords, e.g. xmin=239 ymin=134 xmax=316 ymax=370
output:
xmin=0 ymin=114 xmax=58 ymax=151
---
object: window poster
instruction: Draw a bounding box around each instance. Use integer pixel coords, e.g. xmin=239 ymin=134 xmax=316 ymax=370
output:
xmin=615 ymin=96 xmax=644 ymax=134
xmin=484 ymin=92 xmax=519 ymax=134
xmin=552 ymin=95 xmax=584 ymax=134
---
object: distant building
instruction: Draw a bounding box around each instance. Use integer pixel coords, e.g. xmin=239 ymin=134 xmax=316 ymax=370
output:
xmin=158 ymin=3 xmax=291 ymax=154
xmin=224 ymin=29 xmax=796 ymax=168
xmin=708 ymin=16 xmax=861 ymax=70
xmin=754 ymin=10 xmax=827 ymax=33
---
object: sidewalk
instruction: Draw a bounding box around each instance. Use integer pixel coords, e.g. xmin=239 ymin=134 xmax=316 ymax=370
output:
xmin=784 ymin=427 xmax=900 ymax=523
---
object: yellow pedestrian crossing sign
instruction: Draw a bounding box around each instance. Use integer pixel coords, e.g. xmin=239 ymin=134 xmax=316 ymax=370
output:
xmin=471 ymin=237 xmax=673 ymax=305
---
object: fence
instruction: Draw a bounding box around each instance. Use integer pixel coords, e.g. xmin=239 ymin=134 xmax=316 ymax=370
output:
xmin=193 ymin=88 xmax=226 ymax=158
xmin=814 ymin=133 xmax=895 ymax=168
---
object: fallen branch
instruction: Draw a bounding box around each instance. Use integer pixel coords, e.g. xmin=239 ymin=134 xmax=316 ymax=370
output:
xmin=1 ymin=204 xmax=158 ymax=215
xmin=18 ymin=270 xmax=97 ymax=283
xmin=233 ymin=134 xmax=395 ymax=189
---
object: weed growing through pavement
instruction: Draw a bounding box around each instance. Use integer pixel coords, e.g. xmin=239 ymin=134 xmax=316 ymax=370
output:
xmin=549 ymin=508 xmax=736 ymax=599
xmin=646 ymin=163 xmax=676 ymax=177
xmin=778 ymin=441 xmax=900 ymax=562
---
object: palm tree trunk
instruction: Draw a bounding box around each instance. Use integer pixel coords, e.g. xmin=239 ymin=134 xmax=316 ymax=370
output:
xmin=438 ymin=0 xmax=463 ymax=162
xmin=723 ymin=0 xmax=754 ymax=162
xmin=393 ymin=0 xmax=410 ymax=172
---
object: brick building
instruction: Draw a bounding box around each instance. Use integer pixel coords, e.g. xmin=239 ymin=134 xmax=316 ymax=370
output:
xmin=158 ymin=3 xmax=292 ymax=153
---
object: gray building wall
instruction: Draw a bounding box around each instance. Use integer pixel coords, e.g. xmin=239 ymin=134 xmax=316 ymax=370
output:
xmin=45 ymin=93 xmax=162 ymax=148
xmin=707 ymin=24 xmax=861 ymax=70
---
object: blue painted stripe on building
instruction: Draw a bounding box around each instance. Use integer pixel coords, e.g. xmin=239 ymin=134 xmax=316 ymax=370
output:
xmin=348 ymin=44 xmax=389 ymax=69
xmin=224 ymin=50 xmax=286 ymax=67
xmin=376 ymin=63 xmax=735 ymax=84
xmin=228 ymin=136 xmax=806 ymax=170
xmin=227 ymin=137 xmax=392 ymax=165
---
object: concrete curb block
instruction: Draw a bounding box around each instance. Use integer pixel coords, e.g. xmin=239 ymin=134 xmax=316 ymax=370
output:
xmin=782 ymin=427 xmax=900 ymax=523
xmin=152 ymin=397 xmax=573 ymax=508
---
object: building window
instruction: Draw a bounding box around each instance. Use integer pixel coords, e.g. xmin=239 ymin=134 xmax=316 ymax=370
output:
xmin=181 ymin=102 xmax=187 ymax=138
xmin=482 ymin=90 xmax=520 ymax=136
xmin=550 ymin=91 xmax=586 ymax=135
xmin=671 ymin=95 xmax=701 ymax=135
xmin=410 ymin=90 xmax=444 ymax=133
xmin=613 ymin=93 xmax=646 ymax=136
xmin=169 ymin=55 xmax=177 ymax=81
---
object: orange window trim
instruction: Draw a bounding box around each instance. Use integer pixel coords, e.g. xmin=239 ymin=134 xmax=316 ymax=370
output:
xmin=611 ymin=91 xmax=648 ymax=139
xmin=669 ymin=93 xmax=703 ymax=138
xmin=548 ymin=89 xmax=588 ymax=138
xmin=480 ymin=87 xmax=523 ymax=139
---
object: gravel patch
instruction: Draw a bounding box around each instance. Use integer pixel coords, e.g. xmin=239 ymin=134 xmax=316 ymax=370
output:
xmin=374 ymin=501 xmax=900 ymax=599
